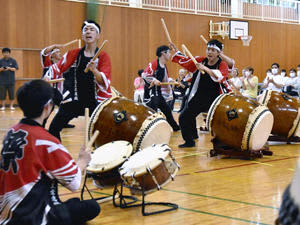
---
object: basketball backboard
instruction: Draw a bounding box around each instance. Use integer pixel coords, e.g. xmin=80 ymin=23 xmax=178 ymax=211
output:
xmin=229 ymin=20 xmax=249 ymax=40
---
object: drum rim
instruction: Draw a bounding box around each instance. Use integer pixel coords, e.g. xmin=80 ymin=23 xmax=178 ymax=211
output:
xmin=133 ymin=115 xmax=172 ymax=152
xmin=87 ymin=140 xmax=133 ymax=173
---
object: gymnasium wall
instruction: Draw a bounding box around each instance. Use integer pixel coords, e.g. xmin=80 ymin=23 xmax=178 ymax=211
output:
xmin=1 ymin=0 xmax=300 ymax=98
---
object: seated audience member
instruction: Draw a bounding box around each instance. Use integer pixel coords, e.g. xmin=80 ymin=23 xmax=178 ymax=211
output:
xmin=262 ymin=63 xmax=284 ymax=92
xmin=284 ymin=69 xmax=299 ymax=97
xmin=133 ymin=69 xmax=145 ymax=103
xmin=228 ymin=68 xmax=242 ymax=93
xmin=0 ymin=80 xmax=100 ymax=225
xmin=241 ymin=66 xmax=258 ymax=100
xmin=172 ymin=69 xmax=190 ymax=112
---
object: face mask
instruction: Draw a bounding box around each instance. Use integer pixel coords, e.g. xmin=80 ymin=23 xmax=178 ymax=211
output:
xmin=290 ymin=72 xmax=296 ymax=78
xmin=267 ymin=72 xmax=272 ymax=77
xmin=272 ymin=68 xmax=278 ymax=75
xmin=281 ymin=72 xmax=286 ymax=77
xmin=245 ymin=71 xmax=250 ymax=77
xmin=297 ymin=71 xmax=300 ymax=76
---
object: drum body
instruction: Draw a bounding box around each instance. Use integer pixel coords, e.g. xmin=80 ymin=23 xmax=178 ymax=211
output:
xmin=207 ymin=93 xmax=273 ymax=151
xmin=88 ymin=97 xmax=172 ymax=152
xmin=87 ymin=141 xmax=133 ymax=188
xmin=119 ymin=144 xmax=179 ymax=195
xmin=258 ymin=90 xmax=300 ymax=138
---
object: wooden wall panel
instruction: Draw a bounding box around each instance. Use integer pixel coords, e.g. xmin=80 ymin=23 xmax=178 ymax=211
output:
xmin=1 ymin=0 xmax=300 ymax=98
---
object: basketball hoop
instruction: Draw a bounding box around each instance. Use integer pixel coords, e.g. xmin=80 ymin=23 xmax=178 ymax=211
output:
xmin=239 ymin=35 xmax=252 ymax=46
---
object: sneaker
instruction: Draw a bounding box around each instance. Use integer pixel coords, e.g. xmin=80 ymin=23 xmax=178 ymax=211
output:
xmin=0 ymin=106 xmax=4 ymax=111
xmin=178 ymin=142 xmax=195 ymax=148
xmin=10 ymin=106 xmax=15 ymax=111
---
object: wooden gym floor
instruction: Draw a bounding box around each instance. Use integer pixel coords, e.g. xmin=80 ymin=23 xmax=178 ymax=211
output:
xmin=0 ymin=106 xmax=298 ymax=225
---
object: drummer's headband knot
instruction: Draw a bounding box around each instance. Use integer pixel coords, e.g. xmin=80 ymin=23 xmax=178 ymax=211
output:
xmin=207 ymin=44 xmax=221 ymax=52
xmin=82 ymin=21 xmax=100 ymax=34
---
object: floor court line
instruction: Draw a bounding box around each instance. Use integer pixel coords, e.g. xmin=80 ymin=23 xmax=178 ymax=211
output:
xmin=90 ymin=190 xmax=272 ymax=225
xmin=162 ymin=188 xmax=279 ymax=210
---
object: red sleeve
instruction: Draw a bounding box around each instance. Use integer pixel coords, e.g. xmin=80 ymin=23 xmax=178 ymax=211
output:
xmin=96 ymin=51 xmax=111 ymax=90
xmin=172 ymin=51 xmax=205 ymax=73
xmin=219 ymin=60 xmax=229 ymax=82
xmin=142 ymin=60 xmax=157 ymax=84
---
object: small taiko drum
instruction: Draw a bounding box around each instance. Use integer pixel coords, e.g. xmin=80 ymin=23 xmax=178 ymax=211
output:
xmin=119 ymin=144 xmax=179 ymax=195
xmin=258 ymin=90 xmax=300 ymax=138
xmin=88 ymin=96 xmax=172 ymax=152
xmin=206 ymin=93 xmax=273 ymax=150
xmin=86 ymin=141 xmax=133 ymax=188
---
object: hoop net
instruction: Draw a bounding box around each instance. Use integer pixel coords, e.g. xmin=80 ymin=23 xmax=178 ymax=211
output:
xmin=239 ymin=35 xmax=252 ymax=46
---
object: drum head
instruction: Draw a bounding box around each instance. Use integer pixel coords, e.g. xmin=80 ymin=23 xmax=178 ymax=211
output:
xmin=87 ymin=140 xmax=133 ymax=173
xmin=248 ymin=110 xmax=273 ymax=150
xmin=119 ymin=144 xmax=170 ymax=177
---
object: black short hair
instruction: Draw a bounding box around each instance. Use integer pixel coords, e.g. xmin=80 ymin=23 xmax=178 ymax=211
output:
xmin=266 ymin=69 xmax=271 ymax=73
xmin=17 ymin=80 xmax=54 ymax=119
xmin=2 ymin=48 xmax=11 ymax=53
xmin=272 ymin=63 xmax=280 ymax=68
xmin=207 ymin=39 xmax=223 ymax=52
xmin=297 ymin=64 xmax=300 ymax=68
xmin=290 ymin=68 xmax=296 ymax=73
xmin=81 ymin=20 xmax=101 ymax=34
xmin=281 ymin=69 xmax=286 ymax=73
xmin=138 ymin=69 xmax=144 ymax=76
xmin=247 ymin=66 xmax=254 ymax=74
xmin=156 ymin=45 xmax=170 ymax=57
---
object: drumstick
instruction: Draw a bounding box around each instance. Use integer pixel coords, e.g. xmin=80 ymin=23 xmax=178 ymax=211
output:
xmin=63 ymin=39 xmax=79 ymax=47
xmin=84 ymin=40 xmax=108 ymax=73
xmin=85 ymin=108 xmax=89 ymax=148
xmin=200 ymin=35 xmax=208 ymax=44
xmin=160 ymin=82 xmax=179 ymax=86
xmin=87 ymin=130 xmax=99 ymax=149
xmin=181 ymin=44 xmax=205 ymax=74
xmin=161 ymin=18 xmax=172 ymax=43
xmin=47 ymin=78 xmax=65 ymax=84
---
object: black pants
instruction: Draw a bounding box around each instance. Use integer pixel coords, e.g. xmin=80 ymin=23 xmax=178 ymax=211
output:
xmin=179 ymin=94 xmax=217 ymax=144
xmin=47 ymin=198 xmax=100 ymax=225
xmin=49 ymin=101 xmax=96 ymax=141
xmin=147 ymin=95 xmax=179 ymax=130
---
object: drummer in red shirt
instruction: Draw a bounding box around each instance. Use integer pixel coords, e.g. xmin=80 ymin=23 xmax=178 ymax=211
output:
xmin=170 ymin=39 xmax=229 ymax=148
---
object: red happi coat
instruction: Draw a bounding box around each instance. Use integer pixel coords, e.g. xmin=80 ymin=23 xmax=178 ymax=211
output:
xmin=46 ymin=48 xmax=112 ymax=102
xmin=172 ymin=51 xmax=231 ymax=94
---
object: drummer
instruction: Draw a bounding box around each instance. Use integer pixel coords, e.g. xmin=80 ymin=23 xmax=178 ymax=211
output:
xmin=170 ymin=39 xmax=229 ymax=148
xmin=0 ymin=80 xmax=100 ymax=224
xmin=45 ymin=20 xmax=112 ymax=141
xmin=142 ymin=45 xmax=180 ymax=132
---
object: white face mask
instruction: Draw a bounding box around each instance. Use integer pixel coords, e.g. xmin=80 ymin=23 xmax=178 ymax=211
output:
xmin=245 ymin=71 xmax=250 ymax=77
xmin=281 ymin=72 xmax=286 ymax=77
xmin=290 ymin=72 xmax=296 ymax=78
xmin=297 ymin=71 xmax=300 ymax=76
xmin=272 ymin=68 xmax=278 ymax=75
xmin=266 ymin=72 xmax=272 ymax=77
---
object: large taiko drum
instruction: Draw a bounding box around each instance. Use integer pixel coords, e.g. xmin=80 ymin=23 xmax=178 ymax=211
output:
xmin=86 ymin=141 xmax=133 ymax=188
xmin=258 ymin=90 xmax=300 ymax=138
xmin=206 ymin=93 xmax=273 ymax=151
xmin=88 ymin=96 xmax=172 ymax=152
xmin=119 ymin=144 xmax=179 ymax=195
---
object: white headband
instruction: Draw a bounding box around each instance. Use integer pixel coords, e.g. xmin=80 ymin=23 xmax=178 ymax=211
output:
xmin=50 ymin=48 xmax=60 ymax=56
xmin=207 ymin=44 xmax=221 ymax=52
xmin=82 ymin=21 xmax=100 ymax=34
